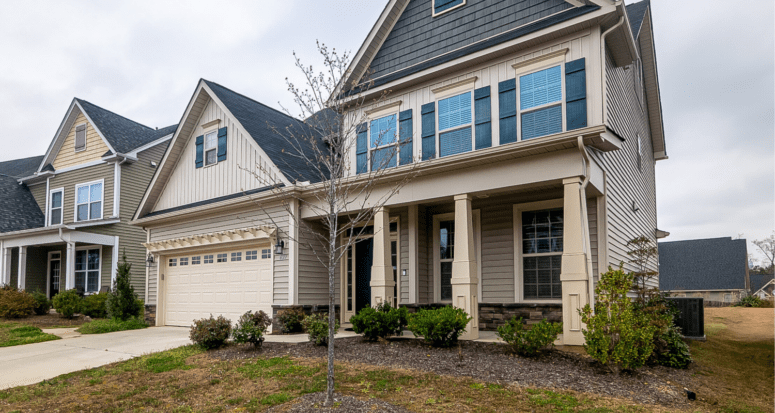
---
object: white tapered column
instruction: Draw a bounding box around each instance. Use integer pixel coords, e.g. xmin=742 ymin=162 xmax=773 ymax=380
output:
xmin=370 ymin=207 xmax=394 ymax=306
xmin=17 ymin=247 xmax=27 ymax=290
xmin=65 ymin=242 xmax=76 ymax=290
xmin=452 ymin=194 xmax=479 ymax=340
xmin=1 ymin=247 xmax=11 ymax=286
xmin=560 ymin=177 xmax=591 ymax=345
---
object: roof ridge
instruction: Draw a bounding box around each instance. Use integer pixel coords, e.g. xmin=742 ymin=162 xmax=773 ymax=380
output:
xmin=202 ymin=79 xmax=303 ymax=124
xmin=75 ymin=98 xmax=153 ymax=131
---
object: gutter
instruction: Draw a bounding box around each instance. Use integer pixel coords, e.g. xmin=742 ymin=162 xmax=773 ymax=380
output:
xmin=577 ymin=136 xmax=596 ymax=306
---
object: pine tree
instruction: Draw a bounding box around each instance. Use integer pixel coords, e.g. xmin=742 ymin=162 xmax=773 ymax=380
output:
xmin=106 ymin=251 xmax=143 ymax=320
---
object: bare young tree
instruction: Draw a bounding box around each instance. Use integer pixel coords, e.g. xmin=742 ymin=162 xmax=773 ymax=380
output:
xmin=753 ymin=232 xmax=775 ymax=273
xmin=626 ymin=235 xmax=659 ymax=304
xmin=244 ymin=42 xmax=419 ymax=406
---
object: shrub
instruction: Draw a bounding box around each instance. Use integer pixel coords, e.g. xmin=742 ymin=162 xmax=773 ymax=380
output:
xmin=80 ymin=293 xmax=109 ymax=318
xmin=78 ymin=317 xmax=148 ymax=334
xmin=30 ymin=291 xmax=51 ymax=316
xmin=106 ymin=253 xmax=143 ymax=321
xmin=275 ymin=307 xmax=306 ymax=334
xmin=350 ymin=302 xmax=409 ymax=341
xmin=0 ymin=286 xmax=36 ymax=318
xmin=233 ymin=310 xmax=273 ymax=348
xmin=301 ymin=312 xmax=340 ymax=346
xmin=497 ymin=317 xmax=563 ymax=356
xmin=735 ymin=295 xmax=763 ymax=308
xmin=650 ymin=325 xmax=692 ymax=369
xmin=580 ymin=266 xmax=656 ymax=371
xmin=407 ymin=306 xmax=472 ymax=347
xmin=52 ymin=289 xmax=82 ymax=318
xmin=190 ymin=315 xmax=232 ymax=349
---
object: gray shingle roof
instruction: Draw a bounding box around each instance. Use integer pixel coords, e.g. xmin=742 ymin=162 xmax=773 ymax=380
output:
xmin=659 ymin=237 xmax=749 ymax=291
xmin=626 ymin=0 xmax=649 ymax=38
xmin=0 ymin=156 xmax=44 ymax=178
xmin=203 ymin=80 xmax=326 ymax=183
xmin=750 ymin=274 xmax=774 ymax=293
xmin=76 ymin=99 xmax=171 ymax=154
xmin=0 ymin=175 xmax=44 ymax=233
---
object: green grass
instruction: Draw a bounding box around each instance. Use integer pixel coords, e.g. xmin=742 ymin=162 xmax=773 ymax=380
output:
xmin=0 ymin=322 xmax=59 ymax=347
xmin=76 ymin=317 xmax=148 ymax=334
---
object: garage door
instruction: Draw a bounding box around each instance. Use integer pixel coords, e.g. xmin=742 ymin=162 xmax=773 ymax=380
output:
xmin=163 ymin=245 xmax=273 ymax=328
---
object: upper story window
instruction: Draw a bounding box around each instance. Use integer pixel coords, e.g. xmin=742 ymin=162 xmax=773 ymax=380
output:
xmin=438 ymin=91 xmax=473 ymax=157
xmin=204 ymin=131 xmax=218 ymax=166
xmin=49 ymin=188 xmax=63 ymax=226
xmin=369 ymin=114 xmax=398 ymax=171
xmin=433 ymin=0 xmax=465 ymax=16
xmin=519 ymin=65 xmax=563 ymax=140
xmin=74 ymin=124 xmax=87 ymax=152
xmin=75 ymin=181 xmax=103 ymax=222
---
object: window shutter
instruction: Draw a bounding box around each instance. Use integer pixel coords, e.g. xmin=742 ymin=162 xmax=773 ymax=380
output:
xmin=356 ymin=123 xmax=368 ymax=174
xmin=195 ymin=135 xmax=204 ymax=168
xmin=75 ymin=125 xmax=87 ymax=151
xmin=217 ymin=127 xmax=228 ymax=162
xmin=565 ymin=58 xmax=587 ymax=130
xmin=421 ymin=103 xmax=436 ymax=161
xmin=399 ymin=109 xmax=413 ymax=165
xmin=474 ymin=86 xmax=491 ymax=150
xmin=498 ymin=79 xmax=517 ymax=144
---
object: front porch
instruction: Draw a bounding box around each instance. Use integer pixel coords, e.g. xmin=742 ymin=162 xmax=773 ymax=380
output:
xmin=0 ymin=229 xmax=119 ymax=298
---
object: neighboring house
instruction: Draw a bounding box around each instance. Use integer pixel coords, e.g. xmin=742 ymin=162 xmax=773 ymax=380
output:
xmin=133 ymin=0 xmax=666 ymax=345
xmin=0 ymin=98 xmax=175 ymax=302
xmin=750 ymin=273 xmax=774 ymax=299
xmin=659 ymin=237 xmax=750 ymax=304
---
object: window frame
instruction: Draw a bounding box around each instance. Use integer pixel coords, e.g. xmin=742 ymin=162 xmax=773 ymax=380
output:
xmin=203 ymin=129 xmax=218 ymax=167
xmin=435 ymin=90 xmax=475 ymax=157
xmin=74 ymin=179 xmax=104 ymax=222
xmin=74 ymin=123 xmax=87 ymax=153
xmin=516 ymin=62 xmax=566 ymax=142
xmin=432 ymin=211 xmax=481 ymax=304
xmin=367 ymin=111 xmax=400 ymax=172
xmin=47 ymin=187 xmax=64 ymax=226
xmin=74 ymin=245 xmax=101 ymax=294
xmin=432 ymin=0 xmax=466 ymax=17
xmin=513 ymin=199 xmax=564 ymax=304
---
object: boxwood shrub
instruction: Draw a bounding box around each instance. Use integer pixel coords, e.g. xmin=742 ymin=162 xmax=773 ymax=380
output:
xmin=0 ymin=286 xmax=36 ymax=318
xmin=31 ymin=291 xmax=51 ymax=316
xmin=80 ymin=293 xmax=109 ymax=319
xmin=190 ymin=315 xmax=232 ymax=349
xmin=497 ymin=317 xmax=563 ymax=356
xmin=301 ymin=313 xmax=339 ymax=346
xmin=52 ymin=289 xmax=82 ymax=318
xmin=407 ymin=306 xmax=471 ymax=347
xmin=350 ymin=302 xmax=408 ymax=341
xmin=233 ymin=310 xmax=272 ymax=348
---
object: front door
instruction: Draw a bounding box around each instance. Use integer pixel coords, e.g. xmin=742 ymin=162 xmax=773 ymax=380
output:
xmin=354 ymin=238 xmax=373 ymax=314
xmin=48 ymin=252 xmax=61 ymax=298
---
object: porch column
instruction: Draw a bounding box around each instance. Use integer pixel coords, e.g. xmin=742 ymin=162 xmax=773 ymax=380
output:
xmin=17 ymin=246 xmax=27 ymax=290
xmin=452 ymin=194 xmax=479 ymax=340
xmin=560 ymin=178 xmax=592 ymax=346
xmin=2 ymin=247 xmax=11 ymax=286
xmin=407 ymin=204 xmax=419 ymax=304
xmin=370 ymin=207 xmax=395 ymax=306
xmin=65 ymin=242 xmax=76 ymax=290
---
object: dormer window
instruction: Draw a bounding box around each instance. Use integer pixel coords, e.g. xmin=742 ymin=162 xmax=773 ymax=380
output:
xmin=433 ymin=0 xmax=465 ymax=16
xmin=74 ymin=124 xmax=87 ymax=152
xmin=204 ymin=131 xmax=218 ymax=166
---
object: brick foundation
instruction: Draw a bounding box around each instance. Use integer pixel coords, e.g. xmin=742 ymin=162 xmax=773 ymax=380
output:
xmin=400 ymin=303 xmax=562 ymax=331
xmin=271 ymin=304 xmax=341 ymax=334
xmin=144 ymin=305 xmax=157 ymax=326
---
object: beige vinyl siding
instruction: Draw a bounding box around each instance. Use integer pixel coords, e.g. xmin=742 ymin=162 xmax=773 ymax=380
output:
xmin=29 ymin=183 xmax=47 ymax=213
xmin=395 ymin=208 xmax=409 ymax=304
xmin=146 ymin=203 xmax=290 ymax=306
xmin=46 ymin=163 xmax=114 ymax=225
xmin=297 ymin=219 xmax=331 ymax=305
xmin=588 ymin=47 xmax=658 ymax=287
xmin=417 ymin=206 xmax=431 ymax=303
xmin=53 ymin=113 xmax=110 ymax=170
xmin=478 ymin=199 xmax=515 ymax=303
xmin=153 ymin=99 xmax=283 ymax=212
xmin=100 ymin=246 xmax=113 ymax=290
xmin=344 ymin=31 xmax=598 ymax=176
xmin=588 ymin=197 xmax=598 ymax=282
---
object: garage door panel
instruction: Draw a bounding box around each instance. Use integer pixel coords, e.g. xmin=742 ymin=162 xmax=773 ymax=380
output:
xmin=163 ymin=245 xmax=273 ymax=329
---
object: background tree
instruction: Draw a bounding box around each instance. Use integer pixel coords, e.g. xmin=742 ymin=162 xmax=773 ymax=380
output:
xmin=245 ymin=42 xmax=418 ymax=406
xmin=752 ymin=232 xmax=775 ymax=274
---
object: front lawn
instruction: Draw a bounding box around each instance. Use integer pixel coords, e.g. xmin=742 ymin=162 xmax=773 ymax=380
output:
xmin=76 ymin=317 xmax=148 ymax=334
xmin=0 ymin=345 xmax=671 ymax=412
xmin=0 ymin=322 xmax=59 ymax=347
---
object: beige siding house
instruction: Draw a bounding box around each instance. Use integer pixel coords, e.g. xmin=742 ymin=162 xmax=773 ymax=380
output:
xmin=0 ymin=98 xmax=175 ymax=302
xmin=133 ymin=0 xmax=667 ymax=345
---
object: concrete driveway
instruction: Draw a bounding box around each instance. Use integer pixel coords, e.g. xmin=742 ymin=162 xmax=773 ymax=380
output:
xmin=0 ymin=326 xmax=191 ymax=390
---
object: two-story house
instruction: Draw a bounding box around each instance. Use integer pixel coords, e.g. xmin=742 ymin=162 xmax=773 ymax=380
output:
xmin=133 ymin=0 xmax=666 ymax=345
xmin=0 ymin=98 xmax=175 ymax=304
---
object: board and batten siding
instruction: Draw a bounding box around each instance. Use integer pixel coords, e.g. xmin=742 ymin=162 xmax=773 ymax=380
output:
xmin=153 ymin=98 xmax=282 ymax=212
xmin=588 ymin=47 xmax=658 ymax=288
xmin=46 ymin=163 xmax=114 ymax=225
xmin=146 ymin=204 xmax=290 ymax=306
xmin=347 ymin=31 xmax=599 ymax=178
xmin=52 ymin=113 xmax=111 ymax=170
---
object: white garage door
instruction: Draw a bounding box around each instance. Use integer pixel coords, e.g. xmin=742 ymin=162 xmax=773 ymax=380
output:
xmin=163 ymin=245 xmax=273 ymax=328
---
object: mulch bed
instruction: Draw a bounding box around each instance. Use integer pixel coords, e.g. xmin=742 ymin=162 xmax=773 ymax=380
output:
xmin=211 ymin=336 xmax=697 ymax=408
xmin=267 ymin=392 xmax=412 ymax=413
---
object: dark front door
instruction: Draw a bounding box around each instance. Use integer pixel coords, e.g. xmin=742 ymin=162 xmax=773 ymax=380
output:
xmin=355 ymin=238 xmax=373 ymax=313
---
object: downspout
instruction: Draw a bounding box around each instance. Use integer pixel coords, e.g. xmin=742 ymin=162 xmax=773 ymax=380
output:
xmin=601 ymin=16 xmax=625 ymax=125
xmin=577 ymin=137 xmax=596 ymax=307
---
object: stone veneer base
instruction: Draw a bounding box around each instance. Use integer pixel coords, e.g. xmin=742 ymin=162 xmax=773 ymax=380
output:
xmin=144 ymin=305 xmax=157 ymax=326
xmin=400 ymin=303 xmax=563 ymax=331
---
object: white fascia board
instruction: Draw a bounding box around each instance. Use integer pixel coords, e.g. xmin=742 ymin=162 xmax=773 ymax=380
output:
xmin=38 ymin=99 xmax=79 ymax=173
xmin=127 ymin=133 xmax=174 ymax=157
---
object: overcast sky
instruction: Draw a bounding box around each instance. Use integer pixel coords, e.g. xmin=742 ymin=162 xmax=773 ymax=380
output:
xmin=0 ymin=0 xmax=772 ymax=262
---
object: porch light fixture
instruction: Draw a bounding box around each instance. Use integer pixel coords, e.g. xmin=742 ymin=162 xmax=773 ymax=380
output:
xmin=275 ymin=239 xmax=285 ymax=255
xmin=145 ymin=253 xmax=155 ymax=268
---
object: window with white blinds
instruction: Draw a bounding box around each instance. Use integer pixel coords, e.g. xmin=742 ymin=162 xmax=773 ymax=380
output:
xmin=519 ymin=65 xmax=563 ymax=140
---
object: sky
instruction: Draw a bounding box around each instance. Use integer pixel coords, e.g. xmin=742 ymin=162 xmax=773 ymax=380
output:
xmin=0 ymin=0 xmax=772 ymax=262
